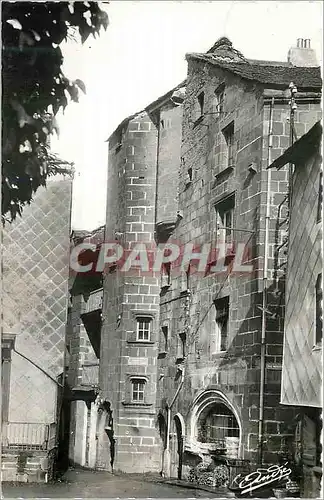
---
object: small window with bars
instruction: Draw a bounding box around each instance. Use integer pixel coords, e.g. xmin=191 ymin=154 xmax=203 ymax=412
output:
xmin=131 ymin=379 xmax=146 ymax=402
xmin=136 ymin=317 xmax=152 ymax=341
xmin=214 ymin=296 xmax=229 ymax=352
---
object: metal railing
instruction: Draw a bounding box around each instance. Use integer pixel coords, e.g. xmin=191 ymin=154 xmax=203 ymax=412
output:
xmin=2 ymin=422 xmax=51 ymax=450
xmin=83 ymin=288 xmax=103 ymax=314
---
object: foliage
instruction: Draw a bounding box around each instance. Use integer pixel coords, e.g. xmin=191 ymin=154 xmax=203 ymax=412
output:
xmin=2 ymin=1 xmax=109 ymax=221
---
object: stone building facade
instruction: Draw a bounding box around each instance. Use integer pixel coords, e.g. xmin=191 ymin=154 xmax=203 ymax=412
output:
xmin=62 ymin=227 xmax=104 ymax=471
xmin=1 ymin=175 xmax=72 ymax=482
xmin=269 ymin=121 xmax=322 ymax=498
xmin=156 ymin=38 xmax=322 ymax=481
xmin=66 ymin=37 xmax=322 ymax=484
xmin=100 ymin=83 xmax=185 ymax=473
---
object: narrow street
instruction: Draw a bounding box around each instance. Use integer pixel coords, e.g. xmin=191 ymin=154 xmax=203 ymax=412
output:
xmin=1 ymin=468 xmax=232 ymax=498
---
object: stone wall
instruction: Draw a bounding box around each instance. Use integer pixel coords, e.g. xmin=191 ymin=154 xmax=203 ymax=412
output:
xmin=156 ymin=57 xmax=322 ymax=473
xmin=101 ymin=111 xmax=161 ymax=473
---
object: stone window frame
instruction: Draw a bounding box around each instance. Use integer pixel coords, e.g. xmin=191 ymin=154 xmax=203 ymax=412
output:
xmin=127 ymin=310 xmax=157 ymax=345
xmin=122 ymin=374 xmax=153 ymax=408
xmin=136 ymin=317 xmax=152 ymax=342
xmin=214 ymin=296 xmax=230 ymax=353
xmin=158 ymin=321 xmax=170 ymax=357
xmin=215 ymin=193 xmax=236 ymax=246
xmin=131 ymin=377 xmax=146 ymax=402
xmin=222 ymin=121 xmax=235 ymax=168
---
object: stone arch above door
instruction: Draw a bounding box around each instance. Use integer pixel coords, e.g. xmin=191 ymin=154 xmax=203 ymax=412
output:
xmin=187 ymin=389 xmax=242 ymax=458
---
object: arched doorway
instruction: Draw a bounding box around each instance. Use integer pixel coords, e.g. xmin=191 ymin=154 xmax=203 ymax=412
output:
xmin=197 ymin=402 xmax=240 ymax=457
xmin=174 ymin=413 xmax=185 ymax=479
xmin=189 ymin=390 xmax=242 ymax=459
xmin=157 ymin=413 xmax=167 ymax=472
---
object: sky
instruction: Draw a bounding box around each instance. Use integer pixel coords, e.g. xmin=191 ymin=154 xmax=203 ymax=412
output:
xmin=51 ymin=0 xmax=323 ymax=231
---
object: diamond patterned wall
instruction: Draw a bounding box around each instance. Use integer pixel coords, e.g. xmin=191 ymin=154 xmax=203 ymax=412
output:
xmin=3 ymin=176 xmax=72 ymax=423
xmin=281 ymin=152 xmax=322 ymax=408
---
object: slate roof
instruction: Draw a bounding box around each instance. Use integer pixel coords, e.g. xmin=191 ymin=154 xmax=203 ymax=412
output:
xmin=186 ymin=52 xmax=322 ymax=90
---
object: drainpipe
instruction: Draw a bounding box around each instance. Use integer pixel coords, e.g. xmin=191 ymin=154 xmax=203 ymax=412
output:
xmin=163 ymin=365 xmax=185 ymax=477
xmin=258 ymin=97 xmax=274 ymax=465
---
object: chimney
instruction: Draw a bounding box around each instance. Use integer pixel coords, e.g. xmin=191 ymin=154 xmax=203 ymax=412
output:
xmin=288 ymin=38 xmax=318 ymax=67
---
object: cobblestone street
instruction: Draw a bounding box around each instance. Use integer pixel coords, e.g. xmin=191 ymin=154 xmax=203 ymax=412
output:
xmin=1 ymin=468 xmax=233 ymax=498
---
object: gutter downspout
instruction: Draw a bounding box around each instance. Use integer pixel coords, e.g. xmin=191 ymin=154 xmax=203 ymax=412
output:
xmin=258 ymin=97 xmax=274 ymax=465
xmin=163 ymin=365 xmax=185 ymax=477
